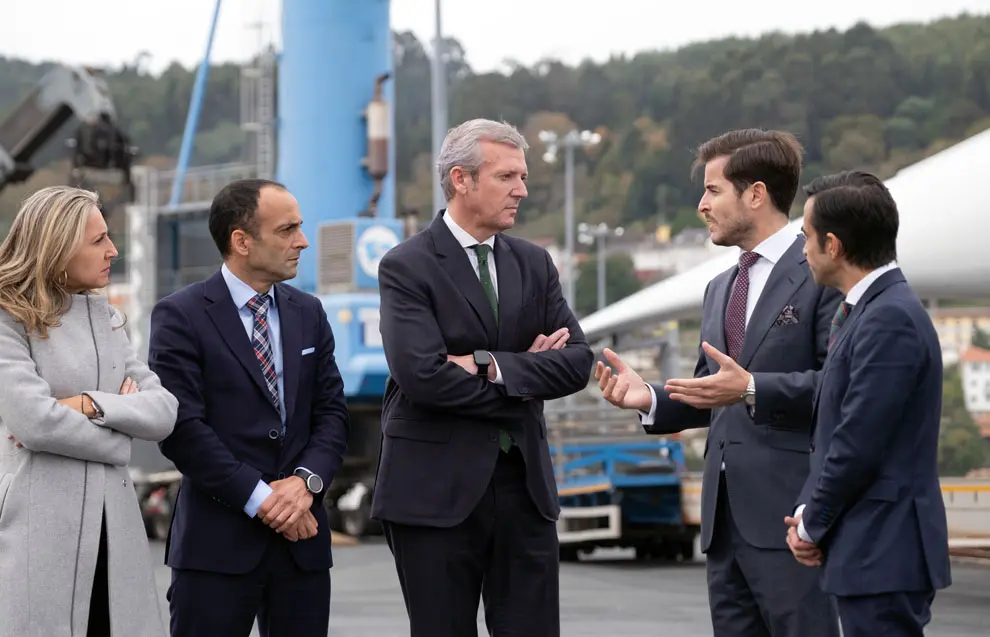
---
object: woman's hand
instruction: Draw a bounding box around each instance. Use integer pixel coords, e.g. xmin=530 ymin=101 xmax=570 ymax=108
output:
xmin=119 ymin=377 xmax=137 ymax=395
xmin=57 ymin=395 xmax=99 ymax=419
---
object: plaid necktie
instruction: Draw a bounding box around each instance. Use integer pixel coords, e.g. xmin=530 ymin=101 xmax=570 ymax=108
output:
xmin=246 ymin=294 xmax=281 ymax=415
xmin=471 ymin=244 xmax=512 ymax=453
xmin=724 ymin=251 xmax=761 ymax=360
xmin=828 ymin=301 xmax=853 ymax=351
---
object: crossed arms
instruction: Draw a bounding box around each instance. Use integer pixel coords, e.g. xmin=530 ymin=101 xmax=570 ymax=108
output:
xmin=377 ymin=250 xmax=593 ymax=417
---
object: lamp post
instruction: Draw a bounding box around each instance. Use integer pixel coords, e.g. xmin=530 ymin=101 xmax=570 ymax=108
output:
xmin=538 ymin=129 xmax=601 ymax=309
xmin=579 ymin=222 xmax=624 ymax=311
xmin=430 ymin=0 xmax=447 ymax=216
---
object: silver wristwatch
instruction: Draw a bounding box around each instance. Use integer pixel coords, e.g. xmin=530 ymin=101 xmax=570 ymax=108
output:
xmin=742 ymin=374 xmax=756 ymax=406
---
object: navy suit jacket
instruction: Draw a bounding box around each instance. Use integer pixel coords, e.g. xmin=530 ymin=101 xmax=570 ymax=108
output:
xmin=371 ymin=212 xmax=593 ymax=527
xmin=798 ymin=268 xmax=951 ymax=596
xmin=148 ymin=270 xmax=350 ymax=574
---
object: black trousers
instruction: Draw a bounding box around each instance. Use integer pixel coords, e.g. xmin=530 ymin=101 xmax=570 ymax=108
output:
xmin=835 ymin=591 xmax=936 ymax=637
xmin=87 ymin=514 xmax=111 ymax=637
xmin=706 ymin=475 xmax=839 ymax=637
xmin=382 ymin=446 xmax=559 ymax=637
xmin=166 ymin=534 xmax=331 ymax=637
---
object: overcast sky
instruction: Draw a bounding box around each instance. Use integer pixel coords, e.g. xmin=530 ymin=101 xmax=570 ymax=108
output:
xmin=2 ymin=0 xmax=989 ymax=75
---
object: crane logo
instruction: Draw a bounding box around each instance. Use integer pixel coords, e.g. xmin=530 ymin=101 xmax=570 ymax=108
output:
xmin=356 ymin=225 xmax=400 ymax=278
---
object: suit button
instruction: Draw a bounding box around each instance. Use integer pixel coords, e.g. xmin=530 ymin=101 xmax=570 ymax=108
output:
xmin=277 ymin=472 xmax=285 ymax=480
xmin=268 ymin=429 xmax=280 ymax=440
xmin=122 ymin=479 xmax=128 ymax=487
xmin=810 ymin=443 xmax=815 ymax=453
xmin=489 ymin=433 xmax=497 ymax=442
xmin=520 ymin=386 xmax=530 ymax=394
xmin=718 ymin=440 xmax=725 ymax=449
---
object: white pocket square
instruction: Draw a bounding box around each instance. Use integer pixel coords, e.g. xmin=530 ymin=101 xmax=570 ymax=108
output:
xmin=301 ymin=347 xmax=315 ymax=356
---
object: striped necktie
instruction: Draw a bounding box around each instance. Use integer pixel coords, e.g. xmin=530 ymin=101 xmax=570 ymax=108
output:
xmin=246 ymin=294 xmax=281 ymax=414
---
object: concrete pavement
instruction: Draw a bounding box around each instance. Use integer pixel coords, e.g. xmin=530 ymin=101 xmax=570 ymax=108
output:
xmin=151 ymin=540 xmax=990 ymax=636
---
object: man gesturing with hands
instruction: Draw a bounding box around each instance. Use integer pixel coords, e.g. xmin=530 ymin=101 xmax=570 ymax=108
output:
xmin=595 ymin=129 xmax=841 ymax=637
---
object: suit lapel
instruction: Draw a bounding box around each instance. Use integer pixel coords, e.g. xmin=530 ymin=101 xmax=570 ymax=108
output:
xmin=706 ymin=271 xmax=733 ymax=356
xmin=276 ymin=284 xmax=302 ymax=426
xmin=494 ymin=235 xmax=521 ymax=350
xmin=810 ymin=268 xmax=906 ymax=432
xmin=738 ymin=238 xmax=807 ymax=368
xmin=203 ymin=272 xmax=272 ymax=403
xmin=430 ymin=214 xmax=498 ymax=344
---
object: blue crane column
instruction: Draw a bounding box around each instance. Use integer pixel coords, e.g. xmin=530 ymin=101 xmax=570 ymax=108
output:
xmin=278 ymin=0 xmax=397 ymax=293
xmin=278 ymin=0 xmax=401 ymax=399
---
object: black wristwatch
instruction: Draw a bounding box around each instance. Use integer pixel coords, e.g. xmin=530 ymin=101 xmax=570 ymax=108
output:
xmin=473 ymin=350 xmax=491 ymax=378
xmin=293 ymin=468 xmax=324 ymax=494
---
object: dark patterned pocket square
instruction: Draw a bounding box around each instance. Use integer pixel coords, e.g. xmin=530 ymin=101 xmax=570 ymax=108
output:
xmin=774 ymin=305 xmax=799 ymax=326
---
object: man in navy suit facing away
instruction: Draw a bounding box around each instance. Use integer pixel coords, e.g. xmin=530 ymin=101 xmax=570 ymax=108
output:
xmin=788 ymin=171 xmax=951 ymax=637
xmin=149 ymin=179 xmax=350 ymax=637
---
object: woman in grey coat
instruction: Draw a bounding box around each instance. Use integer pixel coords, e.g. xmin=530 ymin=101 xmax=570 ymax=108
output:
xmin=0 ymin=186 xmax=178 ymax=637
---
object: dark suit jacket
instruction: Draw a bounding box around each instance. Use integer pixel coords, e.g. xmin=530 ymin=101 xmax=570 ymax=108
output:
xmin=798 ymin=268 xmax=951 ymax=596
xmin=646 ymin=237 xmax=842 ymax=551
xmin=370 ymin=212 xmax=594 ymax=527
xmin=148 ymin=271 xmax=350 ymax=574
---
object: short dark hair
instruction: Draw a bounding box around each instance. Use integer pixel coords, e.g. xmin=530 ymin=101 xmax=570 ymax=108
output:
xmin=694 ymin=128 xmax=804 ymax=215
xmin=208 ymin=179 xmax=286 ymax=257
xmin=803 ymin=171 xmax=898 ymax=270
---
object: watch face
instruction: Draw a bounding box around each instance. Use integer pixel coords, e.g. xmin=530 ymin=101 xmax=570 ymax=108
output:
xmin=474 ymin=351 xmax=492 ymax=366
xmin=308 ymin=474 xmax=324 ymax=493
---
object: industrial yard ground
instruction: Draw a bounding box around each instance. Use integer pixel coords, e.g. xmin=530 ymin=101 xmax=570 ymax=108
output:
xmin=151 ymin=539 xmax=990 ymax=636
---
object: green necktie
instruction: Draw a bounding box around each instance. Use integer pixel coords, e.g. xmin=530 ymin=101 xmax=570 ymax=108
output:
xmin=472 ymin=244 xmax=498 ymax=324
xmin=472 ymin=244 xmax=512 ymax=453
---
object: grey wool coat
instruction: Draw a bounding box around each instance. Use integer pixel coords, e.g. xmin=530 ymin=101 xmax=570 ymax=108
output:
xmin=0 ymin=293 xmax=178 ymax=637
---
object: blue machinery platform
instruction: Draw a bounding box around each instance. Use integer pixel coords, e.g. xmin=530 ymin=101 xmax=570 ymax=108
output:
xmin=551 ymin=437 xmax=701 ymax=561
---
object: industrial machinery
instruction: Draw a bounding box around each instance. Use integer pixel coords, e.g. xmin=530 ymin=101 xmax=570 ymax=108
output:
xmin=0 ymin=64 xmax=136 ymax=197
xmin=277 ymin=0 xmax=403 ymax=536
xmin=548 ymin=407 xmax=700 ymax=562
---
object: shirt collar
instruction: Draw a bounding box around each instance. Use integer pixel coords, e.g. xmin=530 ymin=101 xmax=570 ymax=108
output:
xmin=845 ymin=261 xmax=898 ymax=306
xmin=221 ymin=263 xmax=276 ymax=310
xmin=443 ymin=210 xmax=495 ymax=250
xmin=748 ymin=223 xmax=799 ymax=265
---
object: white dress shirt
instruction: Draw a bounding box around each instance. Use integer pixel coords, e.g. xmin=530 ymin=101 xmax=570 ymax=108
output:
xmin=442 ymin=212 xmax=504 ymax=384
xmin=640 ymin=223 xmax=800 ymax=427
xmin=795 ymin=261 xmax=898 ymax=542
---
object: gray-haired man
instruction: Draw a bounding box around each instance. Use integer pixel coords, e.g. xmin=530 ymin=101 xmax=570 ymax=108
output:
xmin=372 ymin=118 xmax=593 ymax=637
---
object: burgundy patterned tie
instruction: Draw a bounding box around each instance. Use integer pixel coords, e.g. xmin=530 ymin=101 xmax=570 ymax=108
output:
xmin=724 ymin=251 xmax=760 ymax=361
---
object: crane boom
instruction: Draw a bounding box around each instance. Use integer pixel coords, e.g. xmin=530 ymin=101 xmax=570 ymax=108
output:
xmin=0 ymin=64 xmax=134 ymax=193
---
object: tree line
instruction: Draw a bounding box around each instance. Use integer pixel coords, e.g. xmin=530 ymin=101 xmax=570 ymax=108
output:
xmin=1 ymin=13 xmax=989 ymax=240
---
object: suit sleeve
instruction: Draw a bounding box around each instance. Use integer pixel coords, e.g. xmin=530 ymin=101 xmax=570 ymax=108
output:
xmin=149 ymin=297 xmax=264 ymax=510
xmin=378 ymin=251 xmax=518 ymax=418
xmin=84 ymin=321 xmax=178 ymax=442
xmin=0 ymin=313 xmax=131 ymax=466
xmin=749 ymin=284 xmax=842 ymax=427
xmin=641 ymin=282 xmax=713 ymax=434
xmin=490 ymin=251 xmax=594 ymax=400
xmin=800 ymin=306 xmax=923 ymax=545
xmin=294 ymin=303 xmax=350 ymax=491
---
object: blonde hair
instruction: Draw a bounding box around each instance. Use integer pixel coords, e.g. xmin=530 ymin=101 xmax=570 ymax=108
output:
xmin=0 ymin=186 xmax=104 ymax=338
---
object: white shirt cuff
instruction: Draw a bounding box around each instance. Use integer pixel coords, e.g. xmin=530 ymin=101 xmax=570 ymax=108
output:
xmin=243 ymin=480 xmax=273 ymax=518
xmin=638 ymin=383 xmax=658 ymax=425
xmin=795 ymin=503 xmax=812 ymax=543
xmin=489 ymin=353 xmax=504 ymax=385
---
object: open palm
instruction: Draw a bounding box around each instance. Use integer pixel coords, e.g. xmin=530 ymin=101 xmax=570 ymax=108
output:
xmin=594 ymin=348 xmax=653 ymax=412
